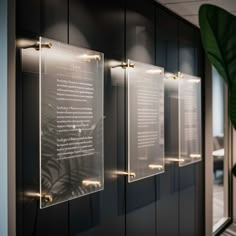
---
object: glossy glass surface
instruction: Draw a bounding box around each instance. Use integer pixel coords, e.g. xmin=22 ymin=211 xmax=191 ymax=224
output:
xmin=164 ymin=78 xmax=179 ymax=160
xmin=39 ymin=37 xmax=104 ymax=208
xmin=178 ymin=74 xmax=202 ymax=166
xmin=127 ymin=60 xmax=165 ymax=182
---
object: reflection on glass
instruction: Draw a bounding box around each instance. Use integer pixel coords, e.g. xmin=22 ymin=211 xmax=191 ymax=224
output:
xmin=37 ymin=37 xmax=104 ymax=208
xmin=127 ymin=60 xmax=165 ymax=182
xmin=178 ymin=74 xmax=202 ymax=166
xmin=164 ymin=78 xmax=179 ymax=160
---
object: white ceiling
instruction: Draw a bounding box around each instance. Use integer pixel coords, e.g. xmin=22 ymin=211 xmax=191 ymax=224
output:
xmin=156 ymin=0 xmax=236 ymax=27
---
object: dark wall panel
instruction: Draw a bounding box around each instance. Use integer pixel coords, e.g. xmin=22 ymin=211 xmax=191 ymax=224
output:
xmin=179 ymin=167 xmax=195 ymax=236
xmin=125 ymin=1 xmax=156 ymax=235
xmin=126 ymin=0 xmax=155 ymax=64
xmin=41 ymin=0 xmax=68 ymax=42
xmin=178 ymin=20 xmax=196 ymax=236
xmin=156 ymin=6 xmax=179 ymax=158
xmin=156 ymin=164 xmax=179 ymax=236
xmin=179 ymin=187 xmax=196 ymax=236
xmin=16 ymin=0 xmax=40 ymax=36
xmin=16 ymin=0 xmax=69 ymax=235
xmin=156 ymin=191 xmax=179 ymax=236
xmin=69 ymin=1 xmax=125 ymax=236
xmin=127 ymin=204 xmax=156 ymax=236
xmin=195 ymin=163 xmax=204 ymax=236
xmin=179 ymin=21 xmax=195 ymax=75
xmin=156 ymin=7 xmax=178 ymax=72
xmin=156 ymin=6 xmax=180 ymax=236
xmin=69 ymin=1 xmax=125 ymax=58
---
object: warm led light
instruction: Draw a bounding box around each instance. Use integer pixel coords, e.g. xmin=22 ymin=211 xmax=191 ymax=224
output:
xmin=189 ymin=154 xmax=201 ymax=158
xmin=78 ymin=54 xmax=101 ymax=61
xmin=17 ymin=38 xmax=37 ymax=48
xmin=187 ymin=79 xmax=200 ymax=83
xmin=25 ymin=192 xmax=53 ymax=202
xmin=25 ymin=192 xmax=41 ymax=198
xmin=148 ymin=164 xmax=163 ymax=170
xmin=82 ymin=180 xmax=101 ymax=187
xmin=146 ymin=69 xmax=163 ymax=74
xmin=116 ymin=171 xmax=136 ymax=178
xmin=165 ymin=158 xmax=185 ymax=162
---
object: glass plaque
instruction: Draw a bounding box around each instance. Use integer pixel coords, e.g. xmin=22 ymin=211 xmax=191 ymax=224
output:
xmin=39 ymin=37 xmax=104 ymax=208
xmin=178 ymin=74 xmax=201 ymax=166
xmin=164 ymin=78 xmax=179 ymax=160
xmin=127 ymin=60 xmax=165 ymax=182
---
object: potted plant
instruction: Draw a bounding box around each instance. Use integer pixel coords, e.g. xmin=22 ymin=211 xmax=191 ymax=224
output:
xmin=199 ymin=4 xmax=236 ymax=177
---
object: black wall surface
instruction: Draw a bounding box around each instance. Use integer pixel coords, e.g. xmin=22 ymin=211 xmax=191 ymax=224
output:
xmin=16 ymin=0 xmax=204 ymax=235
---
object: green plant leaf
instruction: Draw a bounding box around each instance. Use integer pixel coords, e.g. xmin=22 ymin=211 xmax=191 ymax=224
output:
xmin=229 ymin=84 xmax=236 ymax=129
xmin=199 ymin=4 xmax=236 ymax=128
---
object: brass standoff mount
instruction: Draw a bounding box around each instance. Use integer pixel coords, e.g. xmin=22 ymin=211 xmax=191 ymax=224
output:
xmin=116 ymin=171 xmax=136 ymax=179
xmin=165 ymin=158 xmax=185 ymax=163
xmin=25 ymin=192 xmax=53 ymax=203
xmin=111 ymin=61 xmax=135 ymax=69
xmin=165 ymin=71 xmax=184 ymax=80
xmin=21 ymin=41 xmax=52 ymax=51
xmin=175 ymin=71 xmax=184 ymax=79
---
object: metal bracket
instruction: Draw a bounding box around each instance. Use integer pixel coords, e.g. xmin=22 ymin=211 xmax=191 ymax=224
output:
xmin=175 ymin=71 xmax=184 ymax=79
xmin=165 ymin=71 xmax=184 ymax=80
xmin=25 ymin=192 xmax=53 ymax=203
xmin=165 ymin=158 xmax=185 ymax=163
xmin=82 ymin=180 xmax=102 ymax=188
xmin=116 ymin=171 xmax=136 ymax=178
xmin=22 ymin=42 xmax=52 ymax=51
xmin=79 ymin=54 xmax=101 ymax=61
xmin=148 ymin=164 xmax=164 ymax=170
xmin=111 ymin=62 xmax=135 ymax=69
